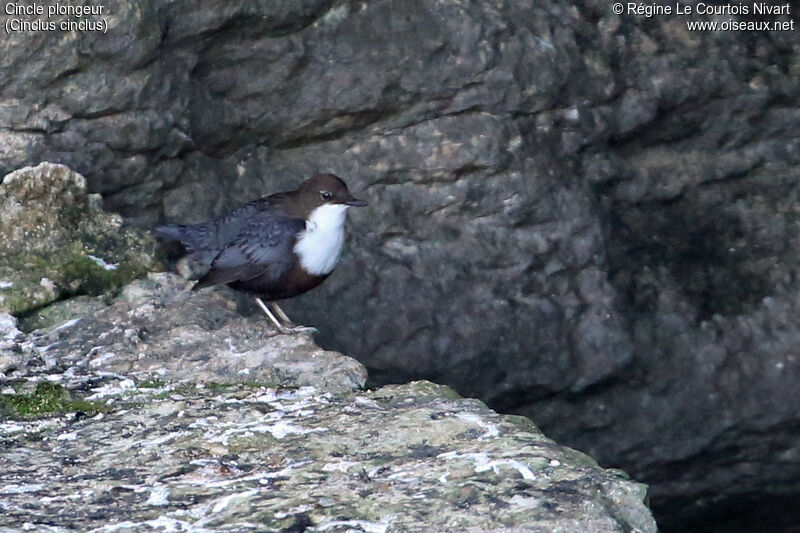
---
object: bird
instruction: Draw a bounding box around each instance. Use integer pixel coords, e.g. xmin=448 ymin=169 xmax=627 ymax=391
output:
xmin=154 ymin=173 xmax=367 ymax=334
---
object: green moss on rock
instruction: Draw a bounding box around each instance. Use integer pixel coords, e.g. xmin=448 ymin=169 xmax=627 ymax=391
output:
xmin=59 ymin=252 xmax=149 ymax=296
xmin=373 ymin=380 xmax=464 ymax=403
xmin=0 ymin=382 xmax=105 ymax=419
xmin=0 ymin=162 xmax=162 ymax=316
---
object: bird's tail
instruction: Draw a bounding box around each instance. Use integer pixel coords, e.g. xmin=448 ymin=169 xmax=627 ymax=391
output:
xmin=153 ymin=224 xmax=188 ymax=244
xmin=154 ymin=224 xmax=210 ymax=254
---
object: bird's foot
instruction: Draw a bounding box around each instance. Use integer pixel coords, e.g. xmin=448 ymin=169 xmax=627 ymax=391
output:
xmin=275 ymin=324 xmax=318 ymax=335
xmin=255 ymin=298 xmax=317 ymax=335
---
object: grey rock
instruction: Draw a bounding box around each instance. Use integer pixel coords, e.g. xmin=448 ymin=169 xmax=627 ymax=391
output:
xmin=0 ymin=313 xmax=24 ymax=374
xmin=2 ymin=0 xmax=798 ymax=527
xmin=18 ymin=295 xmax=107 ymax=333
xmin=0 ymin=163 xmax=161 ymax=315
xmin=0 ymin=275 xmax=654 ymax=532
xmin=2 ymin=272 xmax=366 ymax=393
xmin=0 ymin=377 xmax=655 ymax=532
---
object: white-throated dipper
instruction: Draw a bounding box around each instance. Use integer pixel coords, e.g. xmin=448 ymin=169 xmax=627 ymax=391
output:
xmin=154 ymin=173 xmax=367 ymax=333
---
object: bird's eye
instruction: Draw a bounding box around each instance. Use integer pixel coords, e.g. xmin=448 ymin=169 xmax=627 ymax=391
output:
xmin=320 ymin=191 xmax=332 ymax=200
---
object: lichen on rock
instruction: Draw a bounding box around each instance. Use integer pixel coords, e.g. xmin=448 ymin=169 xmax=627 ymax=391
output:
xmin=0 ymin=377 xmax=656 ymax=532
xmin=0 ymin=162 xmax=161 ymax=315
xmin=0 ymin=271 xmax=656 ymax=532
xmin=1 ymin=272 xmax=368 ymax=393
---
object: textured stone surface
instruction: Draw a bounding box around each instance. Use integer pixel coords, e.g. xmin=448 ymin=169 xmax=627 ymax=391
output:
xmin=0 ymin=381 xmax=656 ymax=533
xmin=0 ymin=163 xmax=161 ymax=315
xmin=0 ymin=279 xmax=655 ymax=532
xmin=1 ymin=1 xmax=798 ymax=529
xmin=1 ymin=272 xmax=366 ymax=393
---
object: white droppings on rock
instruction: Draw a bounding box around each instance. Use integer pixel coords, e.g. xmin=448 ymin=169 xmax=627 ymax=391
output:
xmin=210 ymin=489 xmax=259 ymax=514
xmin=144 ymin=431 xmax=190 ymax=447
xmin=274 ymin=503 xmax=315 ymax=519
xmin=317 ymin=518 xmax=391 ymax=533
xmin=438 ymin=451 xmax=536 ymax=480
xmin=0 ymin=484 xmax=44 ymax=494
xmin=88 ymin=351 xmax=117 ymax=368
xmin=92 ymin=516 xmax=210 ymax=532
xmin=1 ymin=418 xmax=57 ymax=435
xmin=267 ymin=420 xmax=306 ymax=439
xmin=86 ymin=378 xmax=134 ymax=399
xmin=510 ymin=494 xmax=541 ymax=508
xmin=57 ymin=431 xmax=78 ymax=441
xmin=322 ymin=461 xmax=360 ymax=473
xmin=475 ymin=458 xmax=536 ymax=480
xmin=386 ymin=471 xmax=420 ymax=483
xmin=455 ymin=412 xmax=500 ymax=439
xmin=0 ymin=281 xmax=13 ymax=289
xmin=87 ymin=255 xmax=119 ymax=271
xmin=39 ymin=277 xmax=56 ymax=294
xmin=53 ymin=317 xmax=82 ymax=332
xmin=353 ymin=396 xmax=381 ymax=409
xmin=145 ymin=485 xmax=170 ymax=506
xmin=253 ymin=389 xmax=279 ymax=403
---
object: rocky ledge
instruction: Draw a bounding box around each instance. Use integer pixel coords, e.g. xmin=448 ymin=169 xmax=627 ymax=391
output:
xmin=1 ymin=273 xmax=655 ymax=532
xmin=0 ymin=162 xmax=655 ymax=531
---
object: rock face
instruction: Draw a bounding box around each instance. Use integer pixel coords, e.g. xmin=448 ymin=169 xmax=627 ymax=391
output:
xmin=1 ymin=273 xmax=366 ymax=392
xmin=0 ymin=276 xmax=656 ymax=532
xmin=0 ymin=163 xmax=161 ymax=315
xmin=1 ymin=1 xmax=798 ymax=529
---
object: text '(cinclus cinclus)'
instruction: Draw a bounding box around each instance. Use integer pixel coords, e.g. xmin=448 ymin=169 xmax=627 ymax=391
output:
xmin=154 ymin=173 xmax=367 ymax=334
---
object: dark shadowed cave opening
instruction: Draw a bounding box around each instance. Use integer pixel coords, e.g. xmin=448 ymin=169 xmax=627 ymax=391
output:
xmin=601 ymin=185 xmax=797 ymax=533
xmin=655 ymin=493 xmax=800 ymax=533
xmin=606 ymin=194 xmax=772 ymax=322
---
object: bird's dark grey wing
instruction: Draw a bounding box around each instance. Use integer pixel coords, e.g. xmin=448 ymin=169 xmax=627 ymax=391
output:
xmin=154 ymin=195 xmax=290 ymax=255
xmin=194 ymin=215 xmax=306 ymax=289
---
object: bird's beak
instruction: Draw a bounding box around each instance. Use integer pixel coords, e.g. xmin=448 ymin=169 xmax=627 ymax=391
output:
xmin=346 ymin=196 xmax=368 ymax=207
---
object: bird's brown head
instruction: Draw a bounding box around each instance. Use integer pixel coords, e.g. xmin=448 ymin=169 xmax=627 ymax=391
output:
xmin=295 ymin=173 xmax=367 ymax=212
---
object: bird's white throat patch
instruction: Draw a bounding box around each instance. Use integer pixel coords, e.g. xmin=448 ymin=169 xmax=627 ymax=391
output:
xmin=294 ymin=204 xmax=348 ymax=275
